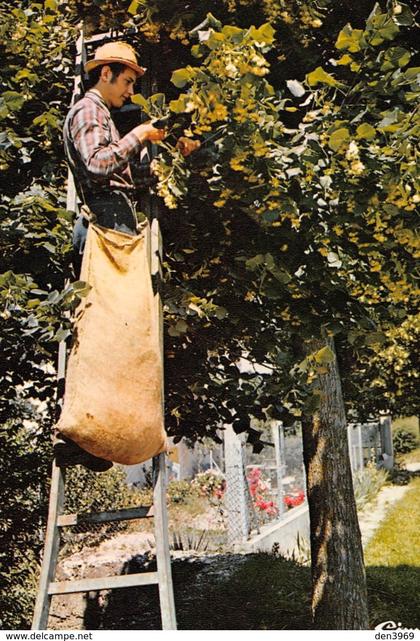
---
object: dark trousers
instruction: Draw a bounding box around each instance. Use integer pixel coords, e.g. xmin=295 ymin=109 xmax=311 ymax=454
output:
xmin=72 ymin=191 xmax=137 ymax=279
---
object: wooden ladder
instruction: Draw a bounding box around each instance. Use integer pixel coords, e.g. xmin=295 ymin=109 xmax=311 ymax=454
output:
xmin=32 ymin=28 xmax=176 ymax=630
xmin=31 ymin=454 xmax=176 ymax=630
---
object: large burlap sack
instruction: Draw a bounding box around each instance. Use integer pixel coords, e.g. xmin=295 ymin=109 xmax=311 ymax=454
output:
xmin=56 ymin=222 xmax=167 ymax=465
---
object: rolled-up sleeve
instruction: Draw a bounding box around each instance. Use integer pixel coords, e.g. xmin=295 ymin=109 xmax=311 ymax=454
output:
xmin=70 ymin=103 xmax=141 ymax=177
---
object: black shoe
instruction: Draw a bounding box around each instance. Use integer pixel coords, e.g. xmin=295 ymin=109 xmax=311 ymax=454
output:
xmin=53 ymin=434 xmax=113 ymax=473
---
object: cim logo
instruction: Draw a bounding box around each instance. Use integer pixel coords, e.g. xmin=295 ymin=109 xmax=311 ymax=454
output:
xmin=376 ymin=622 xmax=402 ymax=630
xmin=374 ymin=620 xmax=418 ymax=640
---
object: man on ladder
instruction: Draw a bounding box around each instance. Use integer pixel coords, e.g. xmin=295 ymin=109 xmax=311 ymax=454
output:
xmin=32 ymin=37 xmax=200 ymax=631
xmin=55 ymin=40 xmax=199 ymax=472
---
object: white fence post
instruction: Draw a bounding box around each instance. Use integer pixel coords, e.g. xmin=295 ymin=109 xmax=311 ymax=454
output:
xmin=379 ymin=415 xmax=394 ymax=470
xmin=271 ymin=421 xmax=286 ymax=516
xmin=224 ymin=425 xmax=250 ymax=544
xmin=357 ymin=423 xmax=364 ymax=470
xmin=347 ymin=423 xmax=355 ymax=472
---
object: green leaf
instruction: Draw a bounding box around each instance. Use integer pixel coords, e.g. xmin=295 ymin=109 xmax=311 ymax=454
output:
xmin=356 ymin=123 xmax=376 ymax=140
xmin=403 ymin=67 xmax=420 ymax=82
xmin=222 ymin=25 xmax=244 ymax=41
xmin=245 ymin=254 xmax=265 ymax=270
xmin=306 ymin=67 xmax=344 ymax=88
xmin=328 ymin=127 xmax=350 ymax=151
xmin=314 ymin=346 xmax=334 ymax=365
xmin=30 ymin=288 xmax=47 ymax=295
xmin=131 ymin=93 xmax=149 ymax=109
xmin=262 ymin=210 xmax=280 ymax=223
xmin=2 ymin=91 xmax=25 ymax=112
xmin=47 ymin=290 xmax=60 ymax=304
xmin=44 ymin=0 xmax=57 ymax=12
xmin=366 ymin=11 xmax=399 ymax=46
xmin=380 ymin=47 xmax=411 ymax=71
xmin=202 ymin=31 xmax=225 ymax=49
xmin=336 ymin=54 xmax=353 ymax=66
xmin=72 ymin=281 xmax=91 ymax=297
xmin=377 ymin=108 xmax=402 ymax=131
xmin=364 ymin=331 xmax=387 ymax=346
xmin=32 ymin=110 xmax=59 ymax=129
xmin=191 ymin=44 xmax=204 ymax=58
xmin=214 ymin=306 xmax=227 ymax=320
xmin=264 ymin=253 xmax=291 ymax=283
xmin=175 ymin=319 xmax=188 ymax=333
xmin=297 ymin=357 xmax=309 ymax=372
xmin=54 ymin=327 xmax=71 ymax=342
xmin=14 ymin=69 xmax=39 ymax=82
xmin=392 ymin=3 xmax=414 ymax=26
xmin=169 ymin=96 xmax=188 ymax=113
xmin=248 ymin=23 xmax=275 ymax=46
xmin=205 ymin=12 xmax=223 ymax=30
xmin=171 ymin=68 xmax=195 ymax=89
xmin=150 ymin=93 xmax=166 ymax=108
xmin=168 ymin=319 xmax=188 ymax=337
xmin=335 ymin=25 xmax=364 ymax=52
xmin=127 ymin=0 xmax=140 ymax=15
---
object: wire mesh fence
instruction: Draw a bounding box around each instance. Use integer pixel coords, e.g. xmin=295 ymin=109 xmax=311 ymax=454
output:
xmin=54 ymin=415 xmax=393 ymax=559
xmin=219 ymin=421 xmax=308 ymax=546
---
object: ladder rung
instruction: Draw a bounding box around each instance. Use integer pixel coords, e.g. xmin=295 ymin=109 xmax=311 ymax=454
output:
xmin=48 ymin=571 xmax=159 ymax=595
xmin=57 ymin=506 xmax=153 ymax=527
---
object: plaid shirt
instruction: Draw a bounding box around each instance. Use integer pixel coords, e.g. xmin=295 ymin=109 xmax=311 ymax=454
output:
xmin=63 ymin=90 xmax=141 ymax=202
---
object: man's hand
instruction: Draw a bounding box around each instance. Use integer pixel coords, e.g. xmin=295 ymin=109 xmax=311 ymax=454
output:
xmin=176 ymin=137 xmax=201 ymax=157
xmin=133 ymin=121 xmax=167 ymax=144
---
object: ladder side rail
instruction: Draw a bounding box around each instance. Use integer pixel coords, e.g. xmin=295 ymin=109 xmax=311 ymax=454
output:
xmin=31 ymin=464 xmax=66 ymax=629
xmin=32 ymin=29 xmax=85 ymax=630
xmin=141 ymin=185 xmax=176 ymax=630
xmin=32 ymin=329 xmax=68 ymax=628
xmin=150 ymin=169 xmax=177 ymax=631
xmin=143 ymin=49 xmax=177 ymax=631
xmin=153 ymin=453 xmax=177 ymax=630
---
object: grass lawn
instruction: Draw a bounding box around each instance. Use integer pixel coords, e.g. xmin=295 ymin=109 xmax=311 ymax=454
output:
xmin=365 ymin=477 xmax=420 ymax=629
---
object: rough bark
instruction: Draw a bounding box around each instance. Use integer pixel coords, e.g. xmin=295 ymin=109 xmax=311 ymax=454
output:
xmin=301 ymin=333 xmax=369 ymax=629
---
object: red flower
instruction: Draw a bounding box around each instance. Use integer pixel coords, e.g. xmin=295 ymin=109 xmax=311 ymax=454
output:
xmin=284 ymin=490 xmax=305 ymax=509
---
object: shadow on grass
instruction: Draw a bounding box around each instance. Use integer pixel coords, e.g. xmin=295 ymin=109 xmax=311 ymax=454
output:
xmin=82 ymin=553 xmax=312 ymax=630
xmin=366 ymin=565 xmax=420 ymax=630
xmin=81 ymin=555 xmax=420 ymax=630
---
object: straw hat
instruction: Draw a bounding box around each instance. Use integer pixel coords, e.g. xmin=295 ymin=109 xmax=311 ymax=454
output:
xmin=84 ymin=41 xmax=146 ymax=76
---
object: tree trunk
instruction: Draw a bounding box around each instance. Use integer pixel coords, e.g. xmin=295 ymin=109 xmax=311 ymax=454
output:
xmin=301 ymin=333 xmax=369 ymax=629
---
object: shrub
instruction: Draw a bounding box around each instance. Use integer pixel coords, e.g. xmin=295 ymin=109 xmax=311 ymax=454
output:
xmin=353 ymin=462 xmax=388 ymax=510
xmin=167 ymin=480 xmax=195 ymax=504
xmin=0 ymin=419 xmax=51 ymax=630
xmin=60 ymin=466 xmax=144 ymax=552
xmin=386 ymin=463 xmax=412 ymax=486
xmin=191 ymin=470 xmax=226 ymax=500
xmin=247 ymin=467 xmax=279 ymax=518
xmin=64 ymin=465 xmax=141 ymax=515
xmin=393 ymin=428 xmax=418 ymax=455
xmin=0 ymin=549 xmax=40 ymax=631
xmin=284 ymin=490 xmax=305 ymax=509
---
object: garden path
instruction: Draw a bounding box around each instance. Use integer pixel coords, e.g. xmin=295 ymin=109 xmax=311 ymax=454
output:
xmin=358 ymin=461 xmax=420 ymax=546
